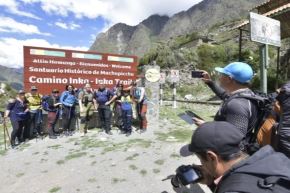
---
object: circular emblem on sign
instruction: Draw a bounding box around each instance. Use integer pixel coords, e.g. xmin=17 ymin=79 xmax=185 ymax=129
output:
xmin=145 ymin=68 xmax=160 ymax=82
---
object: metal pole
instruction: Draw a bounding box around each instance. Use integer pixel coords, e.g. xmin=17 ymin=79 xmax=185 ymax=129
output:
xmin=173 ymin=83 xmax=177 ymax=108
xmin=160 ymin=84 xmax=163 ymax=106
xmin=260 ymin=44 xmax=268 ymax=93
xmin=239 ymin=29 xmax=243 ymax=62
xmin=276 ymin=47 xmax=280 ymax=89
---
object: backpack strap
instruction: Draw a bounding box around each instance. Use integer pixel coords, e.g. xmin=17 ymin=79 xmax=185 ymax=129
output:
xmin=217 ymin=173 xmax=290 ymax=193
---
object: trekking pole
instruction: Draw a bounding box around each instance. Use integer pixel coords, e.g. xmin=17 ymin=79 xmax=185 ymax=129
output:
xmin=3 ymin=117 xmax=11 ymax=149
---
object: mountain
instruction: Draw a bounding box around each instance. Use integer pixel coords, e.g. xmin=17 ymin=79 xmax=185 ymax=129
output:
xmin=0 ymin=65 xmax=23 ymax=90
xmin=90 ymin=0 xmax=265 ymax=57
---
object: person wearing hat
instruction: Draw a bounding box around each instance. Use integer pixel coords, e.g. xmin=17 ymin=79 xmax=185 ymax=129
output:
xmin=4 ymin=90 xmax=29 ymax=147
xmin=60 ymin=84 xmax=78 ymax=136
xmin=46 ymin=89 xmax=62 ymax=139
xmin=193 ymin=62 xmax=258 ymax=138
xmin=78 ymin=83 xmax=95 ymax=136
xmin=93 ymin=83 xmax=115 ymax=135
xmin=25 ymin=85 xmax=43 ymax=138
xmin=179 ymin=121 xmax=290 ymax=193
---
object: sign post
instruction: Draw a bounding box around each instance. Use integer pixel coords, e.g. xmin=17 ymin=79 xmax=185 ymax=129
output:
xmin=159 ymin=72 xmax=166 ymax=106
xmin=170 ymin=70 xmax=179 ymax=108
xmin=250 ymin=12 xmax=281 ymax=93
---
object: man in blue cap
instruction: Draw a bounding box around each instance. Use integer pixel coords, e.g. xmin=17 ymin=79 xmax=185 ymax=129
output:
xmin=193 ymin=62 xmax=258 ymax=138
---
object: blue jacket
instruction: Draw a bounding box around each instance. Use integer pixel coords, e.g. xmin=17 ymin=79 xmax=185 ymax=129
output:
xmin=60 ymin=91 xmax=77 ymax=107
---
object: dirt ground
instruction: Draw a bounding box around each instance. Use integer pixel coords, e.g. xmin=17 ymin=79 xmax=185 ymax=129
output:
xmin=0 ymin=104 xmax=217 ymax=193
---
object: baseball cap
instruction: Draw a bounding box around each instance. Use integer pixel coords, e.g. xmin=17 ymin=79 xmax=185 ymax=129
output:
xmin=30 ymin=85 xmax=38 ymax=90
xmin=215 ymin=62 xmax=253 ymax=83
xmin=18 ymin=90 xmax=25 ymax=94
xmin=180 ymin=121 xmax=244 ymax=157
xmin=52 ymin=89 xmax=59 ymax=93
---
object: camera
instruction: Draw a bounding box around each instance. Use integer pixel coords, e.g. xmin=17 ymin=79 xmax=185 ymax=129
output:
xmin=171 ymin=165 xmax=202 ymax=188
xmin=191 ymin=70 xmax=204 ymax=78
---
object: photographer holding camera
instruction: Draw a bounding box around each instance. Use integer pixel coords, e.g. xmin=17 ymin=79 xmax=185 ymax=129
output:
xmin=192 ymin=62 xmax=258 ymax=139
xmin=175 ymin=121 xmax=290 ymax=193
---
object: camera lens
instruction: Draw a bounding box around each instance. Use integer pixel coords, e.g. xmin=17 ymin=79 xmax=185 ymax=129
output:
xmin=171 ymin=175 xmax=181 ymax=188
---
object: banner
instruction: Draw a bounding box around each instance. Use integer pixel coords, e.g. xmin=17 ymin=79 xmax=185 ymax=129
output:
xmin=23 ymin=46 xmax=138 ymax=94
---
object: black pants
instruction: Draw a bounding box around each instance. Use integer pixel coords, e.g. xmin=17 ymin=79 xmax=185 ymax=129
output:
xmin=98 ymin=106 xmax=111 ymax=132
xmin=62 ymin=106 xmax=75 ymax=131
xmin=11 ymin=119 xmax=28 ymax=145
xmin=28 ymin=110 xmax=43 ymax=138
xmin=113 ymin=105 xmax=123 ymax=129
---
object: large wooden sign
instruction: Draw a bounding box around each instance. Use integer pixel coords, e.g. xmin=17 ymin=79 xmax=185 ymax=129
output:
xmin=23 ymin=46 xmax=138 ymax=94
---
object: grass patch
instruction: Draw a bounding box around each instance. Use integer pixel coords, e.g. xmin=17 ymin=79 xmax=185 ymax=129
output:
xmin=56 ymin=160 xmax=65 ymax=165
xmin=43 ymin=151 xmax=49 ymax=155
xmin=153 ymin=169 xmax=161 ymax=174
xmin=155 ymin=129 xmax=192 ymax=143
xmin=102 ymin=139 xmax=152 ymax=154
xmin=140 ymin=169 xmax=147 ymax=176
xmin=88 ymin=178 xmax=96 ymax=183
xmin=16 ymin=173 xmax=24 ymax=177
xmin=111 ymin=178 xmax=126 ymax=184
xmin=91 ymin=161 xmax=97 ymax=166
xmin=32 ymin=152 xmax=39 ymax=155
xmin=154 ymin=159 xmax=165 ymax=165
xmin=65 ymin=152 xmax=87 ymax=160
xmin=0 ymin=149 xmax=7 ymax=156
xmin=170 ymin=153 xmax=181 ymax=158
xmin=49 ymin=186 xmax=61 ymax=193
xmin=125 ymin=153 xmax=139 ymax=161
xmin=47 ymin=144 xmax=62 ymax=150
xmin=41 ymin=170 xmax=48 ymax=173
xmin=129 ymin=164 xmax=138 ymax=170
xmin=18 ymin=143 xmax=30 ymax=151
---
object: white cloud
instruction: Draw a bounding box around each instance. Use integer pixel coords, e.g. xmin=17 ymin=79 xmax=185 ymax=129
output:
xmin=55 ymin=21 xmax=81 ymax=30
xmin=21 ymin=0 xmax=203 ymax=27
xmin=0 ymin=37 xmax=88 ymax=68
xmin=0 ymin=0 xmax=41 ymax=20
xmin=0 ymin=17 xmax=50 ymax=36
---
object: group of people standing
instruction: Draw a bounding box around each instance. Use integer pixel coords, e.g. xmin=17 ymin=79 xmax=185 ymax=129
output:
xmin=4 ymin=81 xmax=148 ymax=148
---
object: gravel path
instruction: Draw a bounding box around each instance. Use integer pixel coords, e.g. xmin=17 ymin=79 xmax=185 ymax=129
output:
xmin=0 ymin=110 xmax=212 ymax=193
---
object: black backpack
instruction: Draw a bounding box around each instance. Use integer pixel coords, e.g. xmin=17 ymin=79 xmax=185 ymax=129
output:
xmin=276 ymin=82 xmax=290 ymax=158
xmin=217 ymin=173 xmax=290 ymax=193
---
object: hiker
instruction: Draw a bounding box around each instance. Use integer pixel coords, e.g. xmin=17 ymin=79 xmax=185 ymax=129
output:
xmin=60 ymin=84 xmax=78 ymax=136
xmin=119 ymin=89 xmax=133 ymax=136
xmin=179 ymin=121 xmax=290 ymax=193
xmin=112 ymin=82 xmax=124 ymax=131
xmin=46 ymin=89 xmax=62 ymax=139
xmin=4 ymin=90 xmax=29 ymax=147
xmin=93 ymin=83 xmax=115 ymax=135
xmin=193 ymin=62 xmax=258 ymax=137
xmin=78 ymin=83 xmax=95 ymax=136
xmin=131 ymin=81 xmax=147 ymax=133
xmin=25 ymin=85 xmax=43 ymax=138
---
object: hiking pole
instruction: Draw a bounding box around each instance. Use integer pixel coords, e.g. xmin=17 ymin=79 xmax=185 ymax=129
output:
xmin=3 ymin=117 xmax=11 ymax=149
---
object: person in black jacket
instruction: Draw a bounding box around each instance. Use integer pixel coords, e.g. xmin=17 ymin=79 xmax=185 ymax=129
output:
xmin=180 ymin=121 xmax=290 ymax=193
xmin=46 ymin=89 xmax=62 ymax=139
xmin=4 ymin=90 xmax=29 ymax=147
xmin=193 ymin=62 xmax=258 ymax=138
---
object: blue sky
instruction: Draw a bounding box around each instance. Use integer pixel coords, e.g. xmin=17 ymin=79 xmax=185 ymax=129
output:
xmin=0 ymin=0 xmax=202 ymax=68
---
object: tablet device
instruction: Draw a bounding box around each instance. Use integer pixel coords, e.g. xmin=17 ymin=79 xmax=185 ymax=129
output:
xmin=178 ymin=113 xmax=194 ymax=124
xmin=185 ymin=110 xmax=204 ymax=120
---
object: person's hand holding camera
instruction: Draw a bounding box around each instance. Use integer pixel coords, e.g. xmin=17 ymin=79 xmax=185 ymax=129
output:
xmin=193 ymin=117 xmax=205 ymax=126
xmin=192 ymin=164 xmax=214 ymax=185
xmin=201 ymin=71 xmax=212 ymax=83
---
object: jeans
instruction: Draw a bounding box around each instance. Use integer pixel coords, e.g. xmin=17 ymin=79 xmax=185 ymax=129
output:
xmin=98 ymin=105 xmax=112 ymax=132
xmin=11 ymin=119 xmax=28 ymax=144
xmin=122 ymin=109 xmax=132 ymax=133
xmin=28 ymin=109 xmax=43 ymax=137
